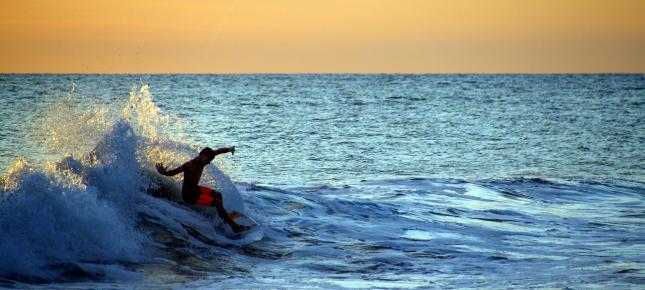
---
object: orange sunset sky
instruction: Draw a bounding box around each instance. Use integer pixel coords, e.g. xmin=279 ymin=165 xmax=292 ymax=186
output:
xmin=1 ymin=0 xmax=644 ymax=73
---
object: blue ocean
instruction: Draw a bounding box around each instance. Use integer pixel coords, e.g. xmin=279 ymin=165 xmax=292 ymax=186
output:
xmin=0 ymin=74 xmax=644 ymax=289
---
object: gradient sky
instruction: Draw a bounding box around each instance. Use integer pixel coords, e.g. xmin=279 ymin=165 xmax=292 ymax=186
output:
xmin=1 ymin=0 xmax=644 ymax=73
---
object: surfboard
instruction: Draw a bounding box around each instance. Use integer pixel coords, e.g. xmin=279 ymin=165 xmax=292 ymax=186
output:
xmin=146 ymin=169 xmax=263 ymax=244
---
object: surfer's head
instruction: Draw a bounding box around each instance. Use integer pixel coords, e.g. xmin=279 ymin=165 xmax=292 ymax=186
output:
xmin=198 ymin=147 xmax=216 ymax=164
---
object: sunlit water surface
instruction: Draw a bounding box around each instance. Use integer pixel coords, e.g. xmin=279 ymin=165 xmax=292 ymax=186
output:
xmin=0 ymin=74 xmax=643 ymax=289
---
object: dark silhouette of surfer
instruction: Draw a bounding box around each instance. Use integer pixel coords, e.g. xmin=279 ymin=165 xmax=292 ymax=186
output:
xmin=155 ymin=146 xmax=249 ymax=233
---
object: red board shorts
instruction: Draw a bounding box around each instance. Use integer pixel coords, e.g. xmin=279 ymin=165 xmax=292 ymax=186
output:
xmin=193 ymin=186 xmax=222 ymax=206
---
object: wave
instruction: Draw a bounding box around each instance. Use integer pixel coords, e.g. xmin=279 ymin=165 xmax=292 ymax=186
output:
xmin=0 ymin=85 xmax=259 ymax=283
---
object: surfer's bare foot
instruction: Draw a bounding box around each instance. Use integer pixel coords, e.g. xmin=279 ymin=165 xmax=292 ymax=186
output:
xmin=230 ymin=211 xmax=242 ymax=220
xmin=233 ymin=224 xmax=250 ymax=233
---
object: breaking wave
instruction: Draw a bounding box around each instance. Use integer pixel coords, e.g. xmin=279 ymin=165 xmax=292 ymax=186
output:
xmin=0 ymin=85 xmax=257 ymax=283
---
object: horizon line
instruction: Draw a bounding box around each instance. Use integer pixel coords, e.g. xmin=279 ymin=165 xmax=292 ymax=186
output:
xmin=2 ymin=72 xmax=644 ymax=75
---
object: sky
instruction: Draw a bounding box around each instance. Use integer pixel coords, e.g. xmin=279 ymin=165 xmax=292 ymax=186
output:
xmin=1 ymin=0 xmax=644 ymax=73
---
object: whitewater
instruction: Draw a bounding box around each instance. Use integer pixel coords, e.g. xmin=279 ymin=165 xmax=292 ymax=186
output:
xmin=0 ymin=74 xmax=644 ymax=289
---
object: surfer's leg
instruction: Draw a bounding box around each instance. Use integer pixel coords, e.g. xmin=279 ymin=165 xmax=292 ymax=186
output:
xmin=211 ymin=193 xmax=250 ymax=232
xmin=197 ymin=186 xmax=248 ymax=232
xmin=208 ymin=191 xmax=249 ymax=232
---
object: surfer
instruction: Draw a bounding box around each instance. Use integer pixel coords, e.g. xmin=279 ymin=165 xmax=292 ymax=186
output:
xmin=155 ymin=146 xmax=249 ymax=233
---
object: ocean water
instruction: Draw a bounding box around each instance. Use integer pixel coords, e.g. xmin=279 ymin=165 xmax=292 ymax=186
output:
xmin=0 ymin=74 xmax=644 ymax=289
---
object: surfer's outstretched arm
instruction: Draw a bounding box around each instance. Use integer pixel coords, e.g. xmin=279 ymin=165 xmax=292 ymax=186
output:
xmin=212 ymin=146 xmax=235 ymax=156
xmin=156 ymin=163 xmax=184 ymax=176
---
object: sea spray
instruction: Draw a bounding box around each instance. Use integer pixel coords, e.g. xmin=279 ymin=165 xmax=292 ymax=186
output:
xmin=0 ymin=85 xmax=163 ymax=280
xmin=1 ymin=84 xmax=249 ymax=281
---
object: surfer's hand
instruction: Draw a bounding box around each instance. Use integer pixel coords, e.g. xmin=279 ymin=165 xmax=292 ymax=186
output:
xmin=230 ymin=146 xmax=235 ymax=155
xmin=155 ymin=163 xmax=167 ymax=175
